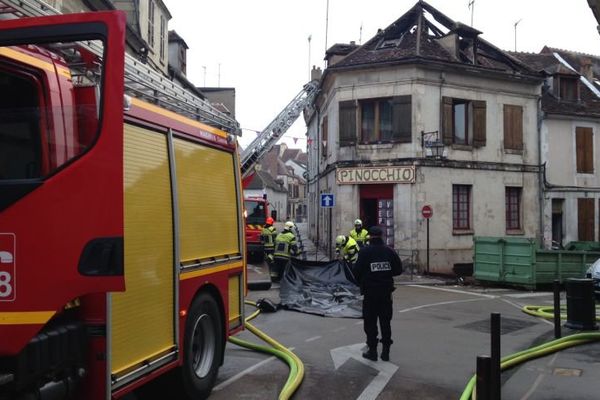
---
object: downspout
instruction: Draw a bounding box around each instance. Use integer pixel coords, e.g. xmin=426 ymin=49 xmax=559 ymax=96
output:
xmin=537 ymin=91 xmax=545 ymax=248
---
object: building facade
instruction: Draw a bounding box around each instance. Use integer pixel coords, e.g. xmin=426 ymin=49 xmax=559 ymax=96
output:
xmin=306 ymin=2 xmax=544 ymax=273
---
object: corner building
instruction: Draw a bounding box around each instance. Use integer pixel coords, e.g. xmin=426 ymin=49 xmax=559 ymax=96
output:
xmin=306 ymin=1 xmax=544 ymax=273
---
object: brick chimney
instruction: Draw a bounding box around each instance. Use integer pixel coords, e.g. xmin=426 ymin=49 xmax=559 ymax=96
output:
xmin=311 ymin=65 xmax=322 ymax=81
xmin=580 ymin=58 xmax=594 ymax=81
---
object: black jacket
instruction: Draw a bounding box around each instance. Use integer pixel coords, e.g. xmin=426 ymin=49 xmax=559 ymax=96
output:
xmin=352 ymin=237 xmax=402 ymax=293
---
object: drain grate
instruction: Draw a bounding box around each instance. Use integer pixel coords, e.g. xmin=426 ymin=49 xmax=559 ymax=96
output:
xmin=456 ymin=317 xmax=537 ymax=334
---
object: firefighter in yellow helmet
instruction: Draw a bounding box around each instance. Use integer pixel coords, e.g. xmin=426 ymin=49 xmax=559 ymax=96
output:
xmin=349 ymin=219 xmax=370 ymax=249
xmin=272 ymin=221 xmax=300 ymax=282
xmin=335 ymin=235 xmax=359 ymax=266
xmin=261 ymin=217 xmax=277 ymax=265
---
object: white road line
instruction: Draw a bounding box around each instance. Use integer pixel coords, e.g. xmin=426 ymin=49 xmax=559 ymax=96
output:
xmin=505 ymin=292 xmax=552 ymax=299
xmin=406 ymin=285 xmax=497 ymax=298
xmin=520 ymin=353 xmax=558 ymax=400
xmin=333 ymin=326 xmax=346 ymax=332
xmin=305 ymin=336 xmax=321 ymax=342
xmin=214 ymin=346 xmax=296 ymax=391
xmin=500 ymin=298 xmax=554 ymax=326
xmin=398 ymin=297 xmax=490 ymax=313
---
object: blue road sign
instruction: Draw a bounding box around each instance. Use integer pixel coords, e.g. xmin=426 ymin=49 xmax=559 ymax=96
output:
xmin=320 ymin=193 xmax=335 ymax=208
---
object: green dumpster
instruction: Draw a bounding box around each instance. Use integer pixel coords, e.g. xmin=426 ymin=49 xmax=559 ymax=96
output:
xmin=563 ymin=241 xmax=600 ymax=251
xmin=473 ymin=236 xmax=600 ymax=289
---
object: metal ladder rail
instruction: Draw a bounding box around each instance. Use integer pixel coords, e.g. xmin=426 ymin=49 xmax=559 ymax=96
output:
xmin=240 ymin=80 xmax=319 ymax=175
xmin=0 ymin=0 xmax=241 ymax=134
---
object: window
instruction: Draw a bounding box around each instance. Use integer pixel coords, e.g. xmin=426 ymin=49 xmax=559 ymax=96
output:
xmin=321 ymin=116 xmax=328 ymax=157
xmin=159 ymin=15 xmax=166 ymax=61
xmin=503 ymin=105 xmax=523 ymax=150
xmin=442 ymin=97 xmax=486 ymax=147
xmin=452 ymin=185 xmax=471 ymax=231
xmin=505 ymin=187 xmax=522 ymax=231
xmin=576 ymin=127 xmax=594 ymax=173
xmin=556 ymin=75 xmax=578 ymax=101
xmin=338 ymin=96 xmax=411 ymax=145
xmin=147 ymin=0 xmax=155 ymax=49
xmin=578 ymin=198 xmax=594 ymax=241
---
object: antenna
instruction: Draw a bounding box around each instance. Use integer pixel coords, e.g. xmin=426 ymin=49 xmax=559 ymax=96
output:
xmin=325 ymin=0 xmax=330 ymax=55
xmin=202 ymin=66 xmax=206 ymax=87
xmin=308 ymin=34 xmax=312 ymax=81
xmin=514 ymin=18 xmax=522 ymax=51
xmin=468 ymin=0 xmax=475 ymax=26
xmin=359 ymin=22 xmax=363 ymax=45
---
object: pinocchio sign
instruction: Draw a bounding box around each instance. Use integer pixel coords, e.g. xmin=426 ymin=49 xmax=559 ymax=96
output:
xmin=336 ymin=166 xmax=415 ymax=185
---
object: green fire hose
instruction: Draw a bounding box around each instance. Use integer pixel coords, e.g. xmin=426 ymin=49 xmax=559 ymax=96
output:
xmin=228 ymin=300 xmax=305 ymax=400
xmin=459 ymin=304 xmax=600 ymax=400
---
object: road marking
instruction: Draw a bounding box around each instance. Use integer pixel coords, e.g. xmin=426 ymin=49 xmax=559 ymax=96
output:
xmin=333 ymin=326 xmax=346 ymax=332
xmin=306 ymin=336 xmax=321 ymax=342
xmin=406 ymin=285 xmax=497 ymax=298
xmin=500 ymin=298 xmax=553 ymax=326
xmin=505 ymin=292 xmax=552 ymax=299
xmin=215 ymin=346 xmax=295 ymax=391
xmin=330 ymin=343 xmax=398 ymax=400
xmin=520 ymin=353 xmax=558 ymax=400
xmin=398 ymin=297 xmax=490 ymax=313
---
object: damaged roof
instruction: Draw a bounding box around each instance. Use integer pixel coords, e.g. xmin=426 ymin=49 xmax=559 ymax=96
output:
xmin=328 ymin=0 xmax=536 ymax=77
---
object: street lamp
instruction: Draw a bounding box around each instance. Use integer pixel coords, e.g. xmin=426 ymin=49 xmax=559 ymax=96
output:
xmin=421 ymin=130 xmax=445 ymax=159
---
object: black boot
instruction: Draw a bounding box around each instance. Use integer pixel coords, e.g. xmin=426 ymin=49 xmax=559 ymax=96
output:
xmin=362 ymin=347 xmax=377 ymax=361
xmin=381 ymin=344 xmax=390 ymax=361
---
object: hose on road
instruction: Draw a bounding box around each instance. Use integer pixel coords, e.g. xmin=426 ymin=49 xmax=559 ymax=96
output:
xmin=459 ymin=303 xmax=600 ymax=400
xmin=228 ymin=300 xmax=304 ymax=400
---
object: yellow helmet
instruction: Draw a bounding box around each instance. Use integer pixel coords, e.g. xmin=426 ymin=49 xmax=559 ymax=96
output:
xmin=336 ymin=235 xmax=347 ymax=246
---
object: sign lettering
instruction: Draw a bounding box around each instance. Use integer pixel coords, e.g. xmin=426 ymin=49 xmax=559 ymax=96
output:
xmin=336 ymin=166 xmax=415 ymax=184
xmin=370 ymin=261 xmax=392 ymax=272
xmin=0 ymin=234 xmax=15 ymax=301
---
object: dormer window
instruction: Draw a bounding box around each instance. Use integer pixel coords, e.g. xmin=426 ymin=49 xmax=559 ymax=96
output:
xmin=555 ymin=75 xmax=579 ymax=101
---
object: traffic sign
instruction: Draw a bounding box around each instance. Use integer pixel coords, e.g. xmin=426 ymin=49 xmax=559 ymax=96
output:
xmin=422 ymin=205 xmax=433 ymax=219
xmin=321 ymin=193 xmax=335 ymax=208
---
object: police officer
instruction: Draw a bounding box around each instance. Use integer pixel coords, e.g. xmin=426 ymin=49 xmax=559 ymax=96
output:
xmin=335 ymin=235 xmax=359 ymax=267
xmin=349 ymin=219 xmax=370 ymax=249
xmin=261 ymin=217 xmax=277 ymax=264
xmin=353 ymin=226 xmax=402 ymax=361
xmin=272 ymin=221 xmax=300 ymax=282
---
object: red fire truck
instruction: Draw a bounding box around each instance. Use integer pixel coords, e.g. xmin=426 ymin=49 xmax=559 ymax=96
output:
xmin=243 ymin=196 xmax=270 ymax=261
xmin=0 ymin=11 xmax=245 ymax=400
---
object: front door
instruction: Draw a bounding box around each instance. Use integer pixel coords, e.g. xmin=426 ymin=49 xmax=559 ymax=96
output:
xmin=359 ymin=184 xmax=394 ymax=247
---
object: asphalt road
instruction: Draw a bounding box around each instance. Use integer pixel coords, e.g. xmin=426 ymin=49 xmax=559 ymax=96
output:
xmin=207 ymin=270 xmax=600 ymax=400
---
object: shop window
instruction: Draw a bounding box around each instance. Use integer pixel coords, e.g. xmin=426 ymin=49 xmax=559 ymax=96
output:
xmin=452 ymin=184 xmax=471 ymax=232
xmin=505 ymin=187 xmax=522 ymax=231
xmin=503 ymin=105 xmax=523 ymax=151
xmin=576 ymin=127 xmax=593 ymax=173
xmin=442 ymin=97 xmax=486 ymax=147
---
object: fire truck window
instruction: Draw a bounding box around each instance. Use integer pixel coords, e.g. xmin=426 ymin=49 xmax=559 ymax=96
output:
xmin=0 ymin=40 xmax=105 ymax=179
xmin=244 ymin=200 xmax=266 ymax=225
xmin=0 ymin=70 xmax=41 ymax=180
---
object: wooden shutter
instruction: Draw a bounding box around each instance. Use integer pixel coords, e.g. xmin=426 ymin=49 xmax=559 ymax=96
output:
xmin=576 ymin=127 xmax=593 ymax=173
xmin=504 ymin=105 xmax=523 ymax=150
xmin=442 ymin=97 xmax=453 ymax=145
xmin=321 ymin=116 xmax=328 ymax=158
xmin=578 ymin=198 xmax=595 ymax=241
xmin=472 ymin=100 xmax=486 ymax=147
xmin=392 ymin=95 xmax=412 ymax=143
xmin=339 ymin=101 xmax=357 ymax=146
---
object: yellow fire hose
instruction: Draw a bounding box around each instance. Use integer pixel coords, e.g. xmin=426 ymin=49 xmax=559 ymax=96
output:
xmin=459 ymin=304 xmax=600 ymax=400
xmin=228 ymin=300 xmax=305 ymax=400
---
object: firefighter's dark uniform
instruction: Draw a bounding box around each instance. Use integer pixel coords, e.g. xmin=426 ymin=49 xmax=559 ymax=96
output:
xmin=261 ymin=224 xmax=277 ymax=264
xmin=353 ymin=226 xmax=402 ymax=361
xmin=272 ymin=227 xmax=300 ymax=282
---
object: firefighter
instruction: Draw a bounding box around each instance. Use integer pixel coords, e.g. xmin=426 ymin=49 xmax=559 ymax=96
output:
xmin=349 ymin=219 xmax=370 ymax=249
xmin=335 ymin=235 xmax=359 ymax=266
xmin=261 ymin=217 xmax=277 ymax=264
xmin=272 ymin=221 xmax=300 ymax=282
xmin=353 ymin=226 xmax=402 ymax=362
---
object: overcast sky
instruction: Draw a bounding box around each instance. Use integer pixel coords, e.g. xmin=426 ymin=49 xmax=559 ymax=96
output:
xmin=165 ymin=0 xmax=600 ymax=151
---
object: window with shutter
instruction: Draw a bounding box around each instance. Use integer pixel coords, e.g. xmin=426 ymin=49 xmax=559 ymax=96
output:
xmin=321 ymin=116 xmax=328 ymax=158
xmin=578 ymin=198 xmax=595 ymax=241
xmin=576 ymin=127 xmax=593 ymax=173
xmin=441 ymin=97 xmax=486 ymax=148
xmin=339 ymin=101 xmax=357 ymax=146
xmin=503 ymin=105 xmax=523 ymax=150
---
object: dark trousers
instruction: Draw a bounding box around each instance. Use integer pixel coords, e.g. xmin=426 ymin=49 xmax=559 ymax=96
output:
xmin=271 ymin=257 xmax=290 ymax=282
xmin=362 ymin=290 xmax=393 ymax=349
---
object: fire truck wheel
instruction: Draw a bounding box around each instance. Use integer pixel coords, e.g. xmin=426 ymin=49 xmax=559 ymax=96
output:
xmin=180 ymin=292 xmax=223 ymax=399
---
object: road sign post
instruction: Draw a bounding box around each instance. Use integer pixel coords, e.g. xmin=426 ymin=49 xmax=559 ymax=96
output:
xmin=321 ymin=194 xmax=335 ymax=259
xmin=422 ymin=205 xmax=433 ymax=274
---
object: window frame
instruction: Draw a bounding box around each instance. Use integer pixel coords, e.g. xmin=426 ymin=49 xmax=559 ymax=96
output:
xmin=159 ymin=15 xmax=166 ymax=62
xmin=147 ymin=0 xmax=155 ymax=49
xmin=356 ymin=96 xmax=411 ymax=144
xmin=505 ymin=186 xmax=522 ymax=232
xmin=503 ymin=104 xmax=523 ymax=151
xmin=452 ymin=184 xmax=472 ymax=232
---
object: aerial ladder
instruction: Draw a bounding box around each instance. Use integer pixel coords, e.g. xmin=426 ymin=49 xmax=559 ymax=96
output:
xmin=240 ymin=80 xmax=319 ymax=180
xmin=0 ymin=0 xmax=241 ymax=135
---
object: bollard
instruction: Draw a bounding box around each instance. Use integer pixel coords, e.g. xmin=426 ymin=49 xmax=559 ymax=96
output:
xmin=553 ymin=280 xmax=561 ymax=339
xmin=490 ymin=313 xmax=501 ymax=400
xmin=476 ymin=355 xmax=491 ymax=400
xmin=564 ymin=278 xmax=598 ymax=331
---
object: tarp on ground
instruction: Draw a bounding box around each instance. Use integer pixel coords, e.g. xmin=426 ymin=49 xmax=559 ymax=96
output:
xmin=279 ymin=258 xmax=362 ymax=318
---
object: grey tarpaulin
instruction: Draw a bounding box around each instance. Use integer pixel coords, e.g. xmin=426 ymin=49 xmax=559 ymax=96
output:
xmin=279 ymin=258 xmax=362 ymax=318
